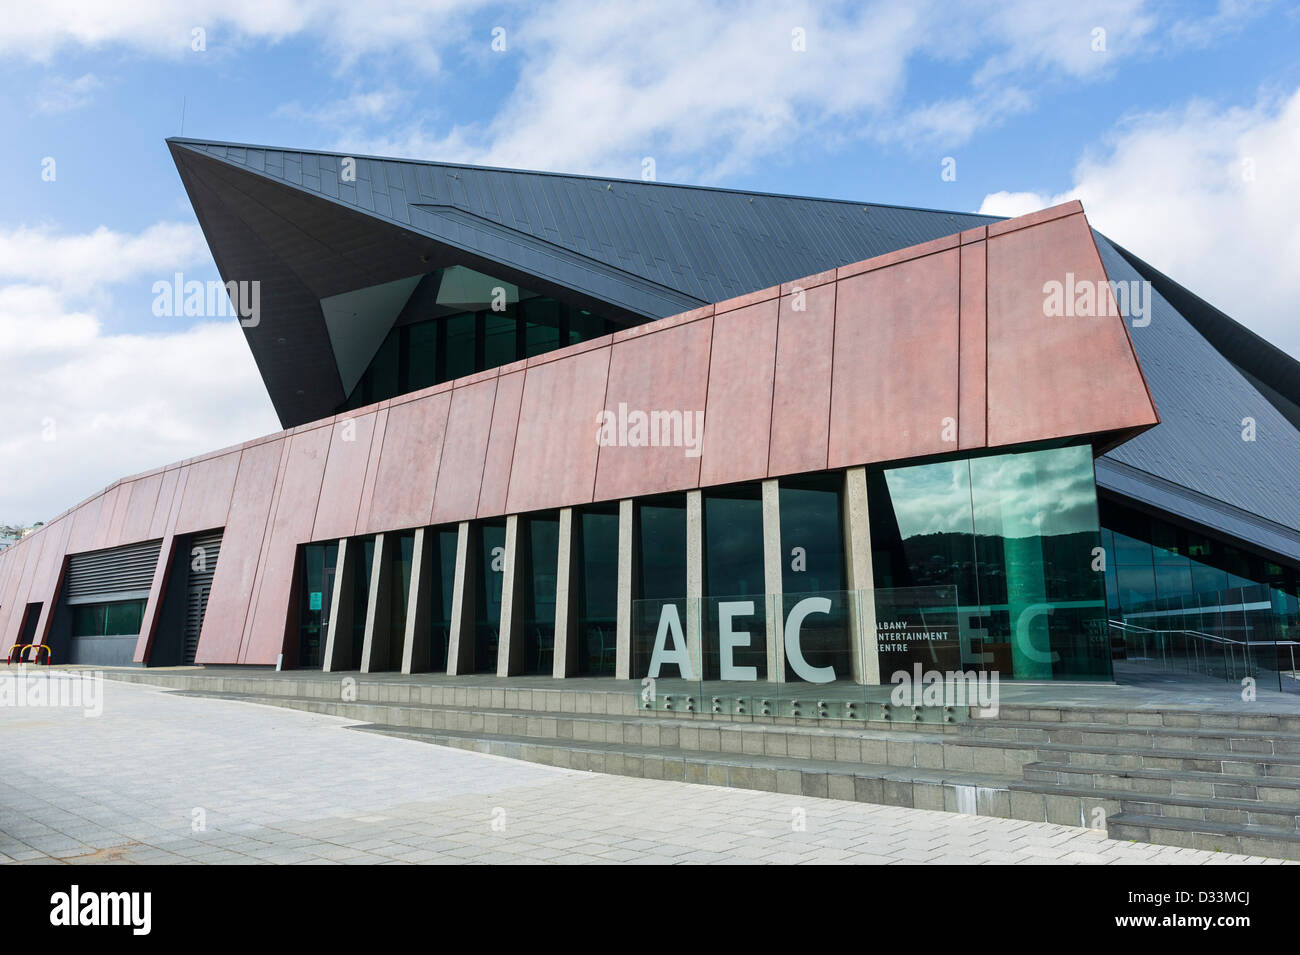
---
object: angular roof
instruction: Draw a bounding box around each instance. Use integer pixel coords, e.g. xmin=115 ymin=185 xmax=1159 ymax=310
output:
xmin=168 ymin=138 xmax=1300 ymax=564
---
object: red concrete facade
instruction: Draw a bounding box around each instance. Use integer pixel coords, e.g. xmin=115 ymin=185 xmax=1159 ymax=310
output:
xmin=0 ymin=203 xmax=1159 ymax=665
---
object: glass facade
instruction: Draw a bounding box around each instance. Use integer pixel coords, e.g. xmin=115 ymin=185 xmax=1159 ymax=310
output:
xmin=339 ymin=266 xmax=618 ymax=412
xmin=576 ymin=505 xmax=618 ymax=675
xmin=869 ymin=443 xmax=1110 ymax=681
xmin=1100 ymin=497 xmax=1300 ymax=688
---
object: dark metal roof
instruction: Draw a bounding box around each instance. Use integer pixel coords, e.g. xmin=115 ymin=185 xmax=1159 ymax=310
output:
xmin=1093 ymin=235 xmax=1300 ymax=562
xmin=168 ymin=137 xmax=1300 ymax=562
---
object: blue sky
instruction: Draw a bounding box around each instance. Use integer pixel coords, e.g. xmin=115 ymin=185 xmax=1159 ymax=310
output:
xmin=1 ymin=0 xmax=1298 ymax=524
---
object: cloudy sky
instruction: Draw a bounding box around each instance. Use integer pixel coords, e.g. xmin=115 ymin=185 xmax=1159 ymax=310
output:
xmin=1 ymin=0 xmax=1297 ymax=525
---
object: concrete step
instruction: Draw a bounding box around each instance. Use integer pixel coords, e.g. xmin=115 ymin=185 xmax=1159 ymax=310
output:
xmin=1107 ymin=812 xmax=1300 ymax=860
xmin=1023 ymin=761 xmax=1300 ymax=803
xmin=1011 ymin=780 xmax=1300 ymax=831
xmin=983 ymin=705 xmax=1300 ymax=734
xmin=956 ymin=736 xmax=1300 ymax=779
xmin=964 ymin=719 xmax=1300 ymax=755
xmin=169 ymin=689 xmax=967 ymax=767
xmin=345 ymin=722 xmax=1021 ymax=816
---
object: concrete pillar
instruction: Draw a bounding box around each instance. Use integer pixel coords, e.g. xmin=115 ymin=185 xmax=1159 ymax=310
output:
xmin=401 ymin=527 xmax=433 ymax=674
xmin=445 ymin=522 xmax=476 ymax=676
xmin=496 ymin=515 xmax=526 ymax=677
xmin=843 ymin=467 xmax=881 ymax=685
xmin=361 ymin=533 xmax=393 ymax=672
xmin=552 ymin=508 xmax=579 ymax=678
xmin=761 ymin=478 xmax=786 ymax=683
xmin=686 ymin=489 xmax=704 ymax=680
xmin=615 ymin=499 xmax=634 ymax=680
xmin=322 ymin=537 xmax=356 ymax=672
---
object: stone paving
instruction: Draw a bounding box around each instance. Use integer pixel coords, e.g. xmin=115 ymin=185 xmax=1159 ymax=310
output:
xmin=0 ymin=674 xmax=1287 ymax=865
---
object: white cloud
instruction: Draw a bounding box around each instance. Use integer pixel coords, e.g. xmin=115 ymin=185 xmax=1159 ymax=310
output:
xmin=0 ymin=0 xmax=488 ymax=70
xmin=320 ymin=0 xmax=1216 ymax=182
xmin=979 ymin=87 xmax=1300 ymax=360
xmin=0 ymin=225 xmax=279 ymax=525
xmin=0 ymin=222 xmax=208 ymax=296
xmin=30 ymin=72 xmax=102 ymax=114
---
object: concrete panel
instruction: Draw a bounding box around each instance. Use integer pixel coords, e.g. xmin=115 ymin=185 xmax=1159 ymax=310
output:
xmin=842 ymin=467 xmax=879 ymax=686
xmin=552 ymin=508 xmax=579 ymax=678
xmin=432 ymin=379 xmax=498 ymax=524
xmin=120 ymin=472 xmax=164 ymax=543
xmin=402 ymin=527 xmax=433 ymax=673
xmin=176 ymin=451 xmax=240 ymax=534
xmin=828 ymin=249 xmax=961 ymax=469
xmin=477 ymin=371 xmax=524 ymax=516
xmin=66 ymin=495 xmax=104 ymax=555
xmin=191 ymin=439 xmax=283 ymax=664
xmin=445 ymin=522 xmax=476 ymax=675
xmin=312 ymin=413 xmax=378 ymax=541
xmin=615 ymin=499 xmax=633 ymax=681
xmin=594 ymin=320 xmax=712 ymax=502
xmin=495 ymin=515 xmax=524 ymax=677
xmin=699 ymin=299 xmax=778 ymax=488
xmin=507 ymin=348 xmax=610 ymax=514
xmin=147 ymin=468 xmax=182 ymax=540
xmin=959 ymin=240 xmax=988 ymax=451
xmin=364 ymin=393 xmax=451 ymax=533
xmin=233 ymin=429 xmax=329 ymax=663
xmin=986 ymin=212 xmax=1159 ymax=446
xmin=354 ymin=408 xmax=388 ymax=534
xmin=768 ymin=282 xmax=836 ymax=478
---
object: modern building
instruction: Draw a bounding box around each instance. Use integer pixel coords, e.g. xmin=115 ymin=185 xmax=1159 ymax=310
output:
xmin=2 ymin=138 xmax=1298 ymax=697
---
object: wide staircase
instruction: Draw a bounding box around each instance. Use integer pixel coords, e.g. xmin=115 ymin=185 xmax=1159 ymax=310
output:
xmin=106 ymin=670 xmax=1300 ymax=860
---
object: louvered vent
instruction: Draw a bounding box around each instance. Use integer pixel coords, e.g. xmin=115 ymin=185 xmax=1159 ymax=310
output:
xmin=64 ymin=539 xmax=162 ymax=604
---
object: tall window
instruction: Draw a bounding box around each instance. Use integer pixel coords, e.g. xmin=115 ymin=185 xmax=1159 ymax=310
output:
xmin=701 ymin=484 xmax=765 ymax=680
xmin=475 ymin=520 xmax=507 ymax=673
xmin=522 ymin=513 xmax=559 ymax=675
xmin=576 ymin=505 xmax=619 ymax=676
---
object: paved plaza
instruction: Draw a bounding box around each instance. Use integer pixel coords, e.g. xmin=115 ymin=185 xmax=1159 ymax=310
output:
xmin=0 ymin=674 xmax=1287 ymax=865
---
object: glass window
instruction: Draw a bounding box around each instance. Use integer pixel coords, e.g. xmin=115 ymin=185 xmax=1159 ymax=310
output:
xmin=969 ymin=444 xmax=1108 ymax=681
xmin=522 ymin=514 xmax=559 ymax=675
xmin=577 ymin=505 xmax=619 ymax=676
xmin=444 ymin=312 xmax=477 ymax=381
xmin=426 ymin=528 xmax=459 ymax=672
xmin=637 ymin=496 xmax=687 ymax=601
xmin=390 ymin=531 xmax=415 ymax=661
xmin=779 ymin=475 xmax=849 ymax=680
xmin=871 ymin=444 xmax=1109 ymax=682
xmin=407 ymin=320 xmax=439 ymax=392
xmin=702 ymin=484 xmax=766 ymax=681
xmin=475 ymin=520 xmax=506 ymax=673
xmin=351 ymin=536 xmax=374 ymax=670
xmin=484 ymin=312 xmax=517 ymax=369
